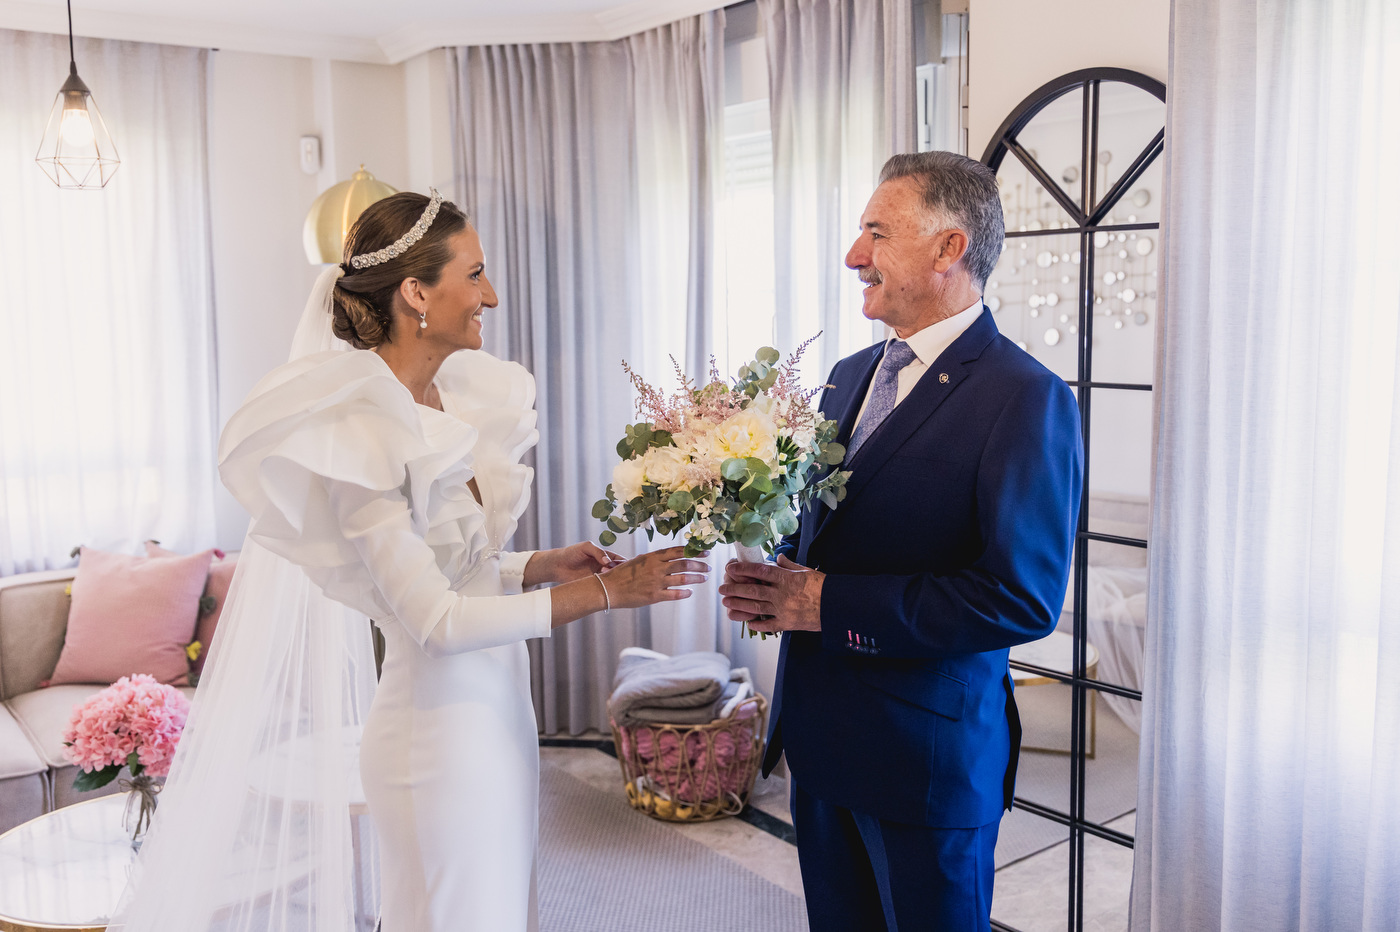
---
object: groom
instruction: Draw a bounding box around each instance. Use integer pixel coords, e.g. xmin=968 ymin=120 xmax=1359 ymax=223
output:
xmin=720 ymin=151 xmax=1082 ymax=931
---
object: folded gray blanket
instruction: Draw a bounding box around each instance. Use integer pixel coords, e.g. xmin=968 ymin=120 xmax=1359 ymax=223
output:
xmin=621 ymin=679 xmax=745 ymax=727
xmin=608 ymin=650 xmax=731 ymax=727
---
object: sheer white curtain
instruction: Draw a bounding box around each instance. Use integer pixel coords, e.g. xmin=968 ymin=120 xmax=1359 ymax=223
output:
xmin=0 ymin=30 xmax=216 ymax=575
xmin=759 ymin=0 xmax=915 ymax=380
xmin=449 ymin=11 xmax=728 ymax=734
xmin=1134 ymin=1 xmax=1400 ymax=929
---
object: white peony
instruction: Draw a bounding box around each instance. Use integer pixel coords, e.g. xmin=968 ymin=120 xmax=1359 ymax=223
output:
xmin=709 ymin=406 xmax=780 ymax=464
xmin=612 ymin=455 xmax=647 ymax=504
xmin=642 ymin=444 xmax=692 ymax=492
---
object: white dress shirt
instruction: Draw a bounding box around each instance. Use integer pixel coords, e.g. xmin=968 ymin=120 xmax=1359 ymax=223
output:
xmin=851 ymin=299 xmax=985 ymax=433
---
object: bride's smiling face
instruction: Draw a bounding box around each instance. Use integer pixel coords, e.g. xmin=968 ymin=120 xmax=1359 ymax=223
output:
xmin=413 ymin=226 xmax=497 ymax=352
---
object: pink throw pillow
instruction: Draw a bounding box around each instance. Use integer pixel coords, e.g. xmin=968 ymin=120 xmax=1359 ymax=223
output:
xmin=49 ymin=546 xmax=213 ymax=687
xmin=145 ymin=542 xmax=236 ymax=675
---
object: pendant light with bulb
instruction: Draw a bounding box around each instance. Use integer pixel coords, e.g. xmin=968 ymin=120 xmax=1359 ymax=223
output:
xmin=35 ymin=0 xmax=120 ymax=189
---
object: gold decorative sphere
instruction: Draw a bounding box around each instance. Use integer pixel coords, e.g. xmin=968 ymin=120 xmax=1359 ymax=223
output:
xmin=303 ymin=165 xmax=399 ymax=265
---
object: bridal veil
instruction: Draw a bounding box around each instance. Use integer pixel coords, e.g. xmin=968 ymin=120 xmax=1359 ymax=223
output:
xmin=110 ymin=265 xmax=381 ymax=931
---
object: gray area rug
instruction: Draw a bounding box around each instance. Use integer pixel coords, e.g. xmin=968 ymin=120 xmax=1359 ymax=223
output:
xmin=995 ymin=697 xmax=1139 ymax=868
xmin=537 ymin=762 xmax=809 ymax=932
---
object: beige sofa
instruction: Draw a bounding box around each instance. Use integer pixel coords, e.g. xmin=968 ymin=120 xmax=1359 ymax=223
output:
xmin=0 ymin=569 xmax=196 ymax=834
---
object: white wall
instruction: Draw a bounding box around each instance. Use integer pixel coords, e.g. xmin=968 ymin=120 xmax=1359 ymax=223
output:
xmin=207 ymin=48 xmax=450 ymax=549
xmin=404 ymin=49 xmax=457 ymax=195
xmin=967 ymin=0 xmax=1169 ymax=159
xmin=207 ymin=50 xmax=323 ymax=549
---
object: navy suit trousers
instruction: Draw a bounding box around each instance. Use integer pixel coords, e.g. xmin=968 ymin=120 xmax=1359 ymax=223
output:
xmin=792 ymin=782 xmax=999 ymax=932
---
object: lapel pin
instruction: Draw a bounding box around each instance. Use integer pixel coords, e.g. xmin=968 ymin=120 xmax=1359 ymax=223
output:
xmin=939 ymin=372 xmax=949 ymax=384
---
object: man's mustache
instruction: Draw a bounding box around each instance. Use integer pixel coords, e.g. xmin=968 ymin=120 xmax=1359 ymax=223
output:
xmin=859 ymin=267 xmax=883 ymax=285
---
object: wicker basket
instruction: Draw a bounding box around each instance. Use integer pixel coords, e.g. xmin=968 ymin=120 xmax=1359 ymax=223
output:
xmin=610 ymin=694 xmax=768 ymax=823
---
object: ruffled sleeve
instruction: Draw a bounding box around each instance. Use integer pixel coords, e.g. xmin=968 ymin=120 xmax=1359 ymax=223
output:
xmin=435 ymin=348 xmax=539 ymax=548
xmin=218 ymin=350 xmax=551 ymax=652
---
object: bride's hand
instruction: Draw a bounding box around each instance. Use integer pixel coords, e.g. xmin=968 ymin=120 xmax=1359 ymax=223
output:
xmin=524 ymin=541 xmax=623 ymax=587
xmin=600 ymin=546 xmax=711 ymax=609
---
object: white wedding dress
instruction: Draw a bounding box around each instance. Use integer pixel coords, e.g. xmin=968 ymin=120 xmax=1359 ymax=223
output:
xmin=111 ymin=340 xmax=550 ymax=932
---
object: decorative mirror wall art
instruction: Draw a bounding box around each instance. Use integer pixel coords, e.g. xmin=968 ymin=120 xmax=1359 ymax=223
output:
xmin=979 ymin=67 xmax=1165 ymax=932
xmin=982 ymin=76 xmax=1163 ymax=385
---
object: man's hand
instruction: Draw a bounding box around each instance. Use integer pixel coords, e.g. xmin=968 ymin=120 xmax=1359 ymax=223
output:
xmin=524 ymin=542 xmax=624 ymax=588
xmin=718 ymin=555 xmax=825 ymax=633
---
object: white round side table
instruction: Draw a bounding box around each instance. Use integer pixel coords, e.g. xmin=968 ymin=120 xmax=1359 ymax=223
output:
xmin=0 ymin=793 xmax=134 ymax=932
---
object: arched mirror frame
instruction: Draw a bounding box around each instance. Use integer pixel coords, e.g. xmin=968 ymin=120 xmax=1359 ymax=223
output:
xmin=980 ymin=67 xmax=1165 ymax=932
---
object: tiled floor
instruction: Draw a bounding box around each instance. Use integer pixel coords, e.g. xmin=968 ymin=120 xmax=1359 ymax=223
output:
xmin=543 ymin=736 xmax=1134 ymax=932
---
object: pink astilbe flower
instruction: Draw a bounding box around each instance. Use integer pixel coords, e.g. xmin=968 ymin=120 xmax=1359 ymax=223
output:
xmin=62 ymin=673 xmax=191 ymax=778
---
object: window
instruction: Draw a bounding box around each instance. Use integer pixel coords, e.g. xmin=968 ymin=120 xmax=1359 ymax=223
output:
xmin=715 ymin=98 xmax=778 ymax=377
xmin=0 ymin=34 xmax=217 ymax=574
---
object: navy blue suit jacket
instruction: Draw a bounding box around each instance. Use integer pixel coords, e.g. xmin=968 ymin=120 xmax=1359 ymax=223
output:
xmin=764 ymin=309 xmax=1082 ymax=829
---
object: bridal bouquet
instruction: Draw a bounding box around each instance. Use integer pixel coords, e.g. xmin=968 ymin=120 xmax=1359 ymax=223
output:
xmin=594 ymin=341 xmax=852 ymax=635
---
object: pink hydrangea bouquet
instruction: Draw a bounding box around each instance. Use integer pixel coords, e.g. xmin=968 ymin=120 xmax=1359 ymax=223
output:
xmin=63 ymin=674 xmax=190 ymax=844
xmin=594 ymin=342 xmax=852 ymax=635
xmin=63 ymin=673 xmax=190 ymax=787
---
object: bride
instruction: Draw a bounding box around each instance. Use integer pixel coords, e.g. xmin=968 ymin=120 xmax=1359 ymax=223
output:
xmin=110 ymin=190 xmax=709 ymax=932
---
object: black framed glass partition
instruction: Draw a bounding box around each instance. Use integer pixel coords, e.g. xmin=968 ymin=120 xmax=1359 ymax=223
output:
xmin=979 ymin=68 xmax=1164 ymax=932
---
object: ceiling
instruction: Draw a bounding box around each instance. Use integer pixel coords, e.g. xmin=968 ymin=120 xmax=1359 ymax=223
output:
xmin=0 ymin=0 xmax=729 ymax=63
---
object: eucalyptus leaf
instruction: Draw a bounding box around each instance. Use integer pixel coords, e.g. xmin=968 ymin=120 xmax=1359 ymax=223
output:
xmin=757 ymin=346 xmax=781 ymax=365
xmin=599 ymin=530 xmax=618 ymax=546
xmin=652 ymin=430 xmax=673 ymax=447
xmin=667 ymin=490 xmax=693 ymax=513
xmin=821 ymin=443 xmax=847 ymax=465
xmin=591 ymin=500 xmax=613 ymax=520
xmin=773 ymin=508 xmax=800 ymax=535
xmin=721 ymin=458 xmax=748 ymax=481
xmin=821 ymin=490 xmax=838 ymax=510
xmin=739 ymin=522 xmax=769 ymax=547
xmin=617 ymin=439 xmax=632 ymax=458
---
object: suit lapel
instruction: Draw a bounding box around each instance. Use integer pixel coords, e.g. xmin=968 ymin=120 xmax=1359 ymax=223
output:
xmin=809 ymin=310 xmax=1000 ymax=550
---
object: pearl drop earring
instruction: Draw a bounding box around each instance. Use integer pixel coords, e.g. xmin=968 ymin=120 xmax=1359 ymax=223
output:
xmin=419 ymin=310 xmax=427 ymax=330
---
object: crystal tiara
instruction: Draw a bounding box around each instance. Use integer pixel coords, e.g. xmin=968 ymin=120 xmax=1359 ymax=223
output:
xmin=348 ymin=188 xmax=444 ymax=270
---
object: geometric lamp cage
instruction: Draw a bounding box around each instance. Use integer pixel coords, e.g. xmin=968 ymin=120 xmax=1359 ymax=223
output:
xmin=35 ymin=2 xmax=120 ymax=189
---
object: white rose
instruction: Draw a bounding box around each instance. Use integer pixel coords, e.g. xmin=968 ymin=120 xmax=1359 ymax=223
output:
xmin=710 ymin=407 xmax=780 ymax=464
xmin=642 ymin=445 xmax=691 ymax=492
xmin=612 ymin=456 xmax=646 ymax=504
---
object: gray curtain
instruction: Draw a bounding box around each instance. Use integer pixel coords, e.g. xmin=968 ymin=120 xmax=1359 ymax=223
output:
xmin=449 ymin=11 xmax=725 ymax=735
xmin=759 ymin=0 xmax=916 ymax=376
xmin=1132 ymin=0 xmax=1400 ymax=929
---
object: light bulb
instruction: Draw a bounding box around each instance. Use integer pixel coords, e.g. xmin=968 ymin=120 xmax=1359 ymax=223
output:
xmin=60 ymin=105 xmax=94 ymax=148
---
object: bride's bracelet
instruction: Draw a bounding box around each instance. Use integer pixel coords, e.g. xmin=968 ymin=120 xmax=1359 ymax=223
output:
xmin=592 ymin=572 xmax=612 ymax=614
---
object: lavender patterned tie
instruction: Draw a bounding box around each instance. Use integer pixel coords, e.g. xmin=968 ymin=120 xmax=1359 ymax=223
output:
xmin=845 ymin=340 xmax=919 ymax=460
